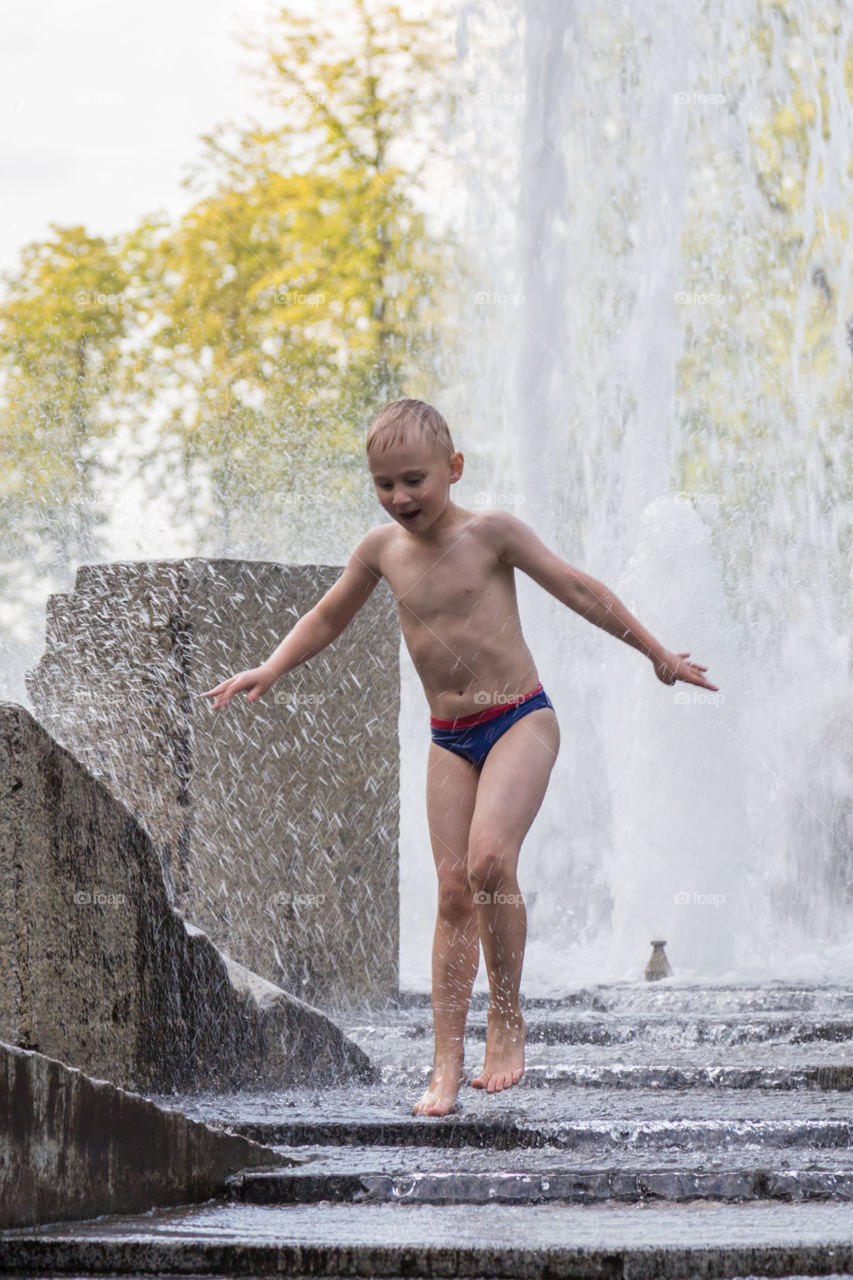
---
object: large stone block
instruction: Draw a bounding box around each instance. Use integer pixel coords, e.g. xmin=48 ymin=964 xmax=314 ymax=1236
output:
xmin=0 ymin=702 xmax=374 ymax=1092
xmin=26 ymin=559 xmax=400 ymax=1009
xmin=0 ymin=1039 xmax=286 ymax=1229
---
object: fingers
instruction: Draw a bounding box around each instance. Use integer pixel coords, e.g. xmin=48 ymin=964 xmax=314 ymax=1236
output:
xmin=682 ymin=663 xmax=719 ymax=692
xmin=210 ymin=690 xmax=235 ymax=709
xmin=203 ymin=675 xmax=243 ymax=708
xmin=661 ymin=652 xmax=718 ymax=692
xmin=203 ymin=669 xmax=270 ymax=709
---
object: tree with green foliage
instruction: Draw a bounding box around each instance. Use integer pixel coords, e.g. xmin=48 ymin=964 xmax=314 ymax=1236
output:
xmin=0 ymin=224 xmax=135 ymax=583
xmin=0 ymin=0 xmax=455 ymax=600
xmin=127 ymin=0 xmax=455 ymax=555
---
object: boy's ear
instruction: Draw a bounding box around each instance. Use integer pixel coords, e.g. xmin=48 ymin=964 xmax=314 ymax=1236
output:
xmin=449 ymin=450 xmax=464 ymax=483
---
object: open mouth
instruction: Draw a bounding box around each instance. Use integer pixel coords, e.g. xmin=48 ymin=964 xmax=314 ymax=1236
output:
xmin=398 ymin=509 xmax=421 ymax=522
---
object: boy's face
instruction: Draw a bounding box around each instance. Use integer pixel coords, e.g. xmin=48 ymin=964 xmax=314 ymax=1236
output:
xmin=368 ymin=436 xmax=463 ymax=534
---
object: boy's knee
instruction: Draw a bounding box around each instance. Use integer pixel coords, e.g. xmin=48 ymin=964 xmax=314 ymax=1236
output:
xmin=437 ymin=881 xmax=475 ymax=922
xmin=467 ymin=833 xmax=514 ymax=893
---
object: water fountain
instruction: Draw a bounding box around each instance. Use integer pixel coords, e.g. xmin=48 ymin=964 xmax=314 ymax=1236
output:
xmin=3 ymin=0 xmax=853 ymax=1271
xmin=402 ymin=0 xmax=853 ymax=991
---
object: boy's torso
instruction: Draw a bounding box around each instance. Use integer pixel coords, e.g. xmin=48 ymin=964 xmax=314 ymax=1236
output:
xmin=372 ymin=508 xmax=540 ymax=720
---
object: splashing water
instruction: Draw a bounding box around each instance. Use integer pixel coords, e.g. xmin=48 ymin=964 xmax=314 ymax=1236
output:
xmin=8 ymin=0 xmax=853 ymax=999
xmin=401 ymin=0 xmax=853 ymax=990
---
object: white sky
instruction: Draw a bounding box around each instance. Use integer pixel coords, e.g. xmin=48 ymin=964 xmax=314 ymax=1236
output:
xmin=0 ymin=0 xmax=311 ymax=276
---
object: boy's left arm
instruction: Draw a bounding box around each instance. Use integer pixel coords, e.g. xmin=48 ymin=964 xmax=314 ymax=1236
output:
xmin=490 ymin=511 xmax=719 ymax=692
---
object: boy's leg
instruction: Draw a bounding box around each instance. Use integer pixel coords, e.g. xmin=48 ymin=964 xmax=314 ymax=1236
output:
xmin=466 ymin=707 xmax=560 ymax=1092
xmin=413 ymin=741 xmax=481 ymax=1116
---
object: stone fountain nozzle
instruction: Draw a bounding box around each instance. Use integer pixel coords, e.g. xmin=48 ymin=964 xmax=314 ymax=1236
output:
xmin=645 ymin=939 xmax=673 ymax=981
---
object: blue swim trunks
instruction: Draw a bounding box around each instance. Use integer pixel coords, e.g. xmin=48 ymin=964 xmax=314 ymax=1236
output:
xmin=430 ymin=682 xmax=555 ymax=769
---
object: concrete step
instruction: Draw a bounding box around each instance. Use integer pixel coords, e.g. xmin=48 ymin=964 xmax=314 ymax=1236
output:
xmin=2 ymin=1199 xmax=853 ymax=1278
xmin=390 ymin=1014 xmax=853 ymax=1046
xmin=250 ymin=1143 xmax=853 ymax=1176
xmin=227 ymin=1160 xmax=853 ymax=1205
xmin=328 ymin=988 xmax=853 ymax=1102
xmin=390 ymin=982 xmax=853 ymax=1017
xmin=228 ymin=1114 xmax=853 ymax=1151
xmin=364 ymin=1051 xmax=853 ymax=1090
xmin=157 ymin=1083 xmax=853 ymax=1149
xmin=4 ymin=986 xmax=852 ymax=1276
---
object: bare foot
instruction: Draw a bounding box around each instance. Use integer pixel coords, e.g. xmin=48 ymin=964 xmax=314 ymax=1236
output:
xmin=471 ymin=1008 xmax=526 ymax=1093
xmin=412 ymin=1059 xmax=465 ymax=1116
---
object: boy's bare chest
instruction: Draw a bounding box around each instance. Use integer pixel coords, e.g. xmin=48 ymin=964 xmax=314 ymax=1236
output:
xmin=380 ymin=538 xmax=507 ymax=624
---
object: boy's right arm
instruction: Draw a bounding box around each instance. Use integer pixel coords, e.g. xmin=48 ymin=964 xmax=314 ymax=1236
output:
xmin=203 ymin=527 xmax=386 ymax=709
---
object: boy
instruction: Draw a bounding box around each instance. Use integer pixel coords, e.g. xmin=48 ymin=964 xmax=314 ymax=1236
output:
xmin=204 ymin=398 xmax=718 ymax=1117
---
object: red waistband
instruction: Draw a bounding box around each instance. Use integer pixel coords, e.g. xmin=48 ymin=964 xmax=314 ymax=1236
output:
xmin=430 ymin=682 xmax=543 ymax=730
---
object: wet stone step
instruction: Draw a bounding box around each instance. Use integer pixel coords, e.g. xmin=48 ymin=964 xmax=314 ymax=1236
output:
xmin=227 ymin=1163 xmax=853 ymax=1205
xmin=228 ymin=1115 xmax=853 ymax=1151
xmin=368 ymin=1057 xmax=853 ymax=1091
xmin=356 ymin=1026 xmax=853 ymax=1053
xmin=3 ymin=1199 xmax=853 ymax=1279
xmin=261 ymin=1143 xmax=853 ymax=1177
xmin=495 ymin=1062 xmax=853 ymax=1090
xmin=158 ymin=1083 xmax=852 ymax=1135
xmin=388 ymin=983 xmax=853 ymax=1017
xmin=367 ymin=1014 xmax=853 ymax=1047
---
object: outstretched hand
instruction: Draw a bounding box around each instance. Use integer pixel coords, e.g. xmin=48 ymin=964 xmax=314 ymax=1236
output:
xmin=202 ymin=664 xmax=277 ymax=709
xmin=652 ymin=650 xmax=719 ymax=692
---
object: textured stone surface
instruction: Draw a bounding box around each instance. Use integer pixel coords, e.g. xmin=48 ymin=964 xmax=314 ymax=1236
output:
xmin=0 ymin=1040 xmax=288 ymax=1230
xmin=2 ymin=983 xmax=853 ymax=1270
xmin=0 ymin=702 xmax=374 ymax=1092
xmin=26 ymin=558 xmax=400 ymax=1008
xmin=3 ymin=1200 xmax=853 ymax=1278
xmin=228 ymin=1163 xmax=853 ymax=1205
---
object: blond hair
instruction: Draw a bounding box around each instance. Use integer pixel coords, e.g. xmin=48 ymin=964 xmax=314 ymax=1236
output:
xmin=366 ymin=399 xmax=455 ymax=459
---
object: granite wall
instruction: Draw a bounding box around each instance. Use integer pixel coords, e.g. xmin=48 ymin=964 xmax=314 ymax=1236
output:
xmin=0 ymin=1039 xmax=289 ymax=1228
xmin=0 ymin=702 xmax=374 ymax=1092
xmin=26 ymin=559 xmax=400 ymax=1010
xmin=0 ymin=1040 xmax=287 ymax=1229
